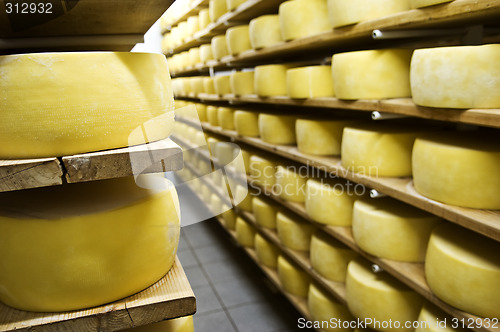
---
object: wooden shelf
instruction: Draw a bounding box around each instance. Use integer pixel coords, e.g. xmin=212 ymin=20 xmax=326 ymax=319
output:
xmin=0 ymin=258 xmax=196 ymax=332
xmin=163 ymin=0 xmax=209 ymax=33
xmin=0 ymin=138 xmax=183 ymax=193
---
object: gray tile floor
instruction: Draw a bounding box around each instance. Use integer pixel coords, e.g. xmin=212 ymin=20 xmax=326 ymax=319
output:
xmin=178 ymin=219 xmax=315 ymax=332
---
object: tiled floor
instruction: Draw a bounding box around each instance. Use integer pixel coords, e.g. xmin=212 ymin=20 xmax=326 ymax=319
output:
xmin=178 ymin=219 xmax=314 ymax=332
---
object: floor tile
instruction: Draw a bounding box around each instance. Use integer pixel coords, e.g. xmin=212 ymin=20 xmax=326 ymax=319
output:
xmin=193 ymin=310 xmax=236 ymax=332
xmin=183 ymin=265 xmax=209 ymax=288
xmin=202 ymin=258 xmax=250 ymax=284
xmin=193 ymin=241 xmax=238 ymax=264
xmin=227 ymin=301 xmax=291 ymax=332
xmin=177 ymin=236 xmax=190 ymax=252
xmin=177 ymin=249 xmax=198 ymax=268
xmin=212 ymin=276 xmax=270 ymax=308
xmin=192 ymin=284 xmax=224 ymax=315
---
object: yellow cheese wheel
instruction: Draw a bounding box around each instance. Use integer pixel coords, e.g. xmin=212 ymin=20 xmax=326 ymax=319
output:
xmin=415 ymin=303 xmax=462 ymax=332
xmin=255 ymin=234 xmax=281 ymax=269
xmin=230 ymin=71 xmax=255 ymax=96
xmin=0 ymin=52 xmax=174 ymax=159
xmin=275 ymin=165 xmax=307 ymax=203
xmin=249 ymin=155 xmax=277 ymax=188
xmin=410 ymin=45 xmax=500 ymax=109
xmin=235 ymin=217 xmax=256 ymax=248
xmin=410 ymin=0 xmax=454 ymax=8
xmin=123 ymin=316 xmax=194 ymax=332
xmin=215 ymin=142 xmax=235 ymax=165
xmin=308 ymin=283 xmax=355 ymax=331
xmin=425 ymin=223 xmax=500 ymax=319
xmin=332 ymin=49 xmax=413 ymax=100
xmin=327 ymin=0 xmax=410 ymax=28
xmin=214 ymin=75 xmax=232 ymax=95
xmin=222 ymin=205 xmax=237 ymax=230
xmin=258 ymin=113 xmax=296 ymax=144
xmin=194 ymin=103 xmax=208 ymax=122
xmin=287 ymin=66 xmax=335 ymax=99
xmin=210 ymin=193 xmax=223 ymax=215
xmin=212 ymin=35 xmax=229 ymax=60
xmin=227 ymin=0 xmax=245 ymax=11
xmin=305 ymin=178 xmax=365 ymax=226
xmin=254 ymin=64 xmax=288 ymax=97
xmin=276 ymin=212 xmax=315 ymax=251
xmin=0 ymin=176 xmax=180 ymax=312
xmin=296 ymin=118 xmax=353 ymax=156
xmin=176 ymin=22 xmax=189 ymax=44
xmin=203 ymin=77 xmax=216 ymax=94
xmin=412 ymin=132 xmax=500 ymax=209
xmin=341 ymin=124 xmax=423 ymax=177
xmin=234 ymin=110 xmax=260 ymax=137
xmin=207 ymin=106 xmax=219 ymax=126
xmin=207 ymin=136 xmax=220 ymax=156
xmin=187 ymin=16 xmax=200 ymax=37
xmin=346 ymin=258 xmax=424 ymax=331
xmin=217 ymin=107 xmax=236 ymax=130
xmin=226 ymin=25 xmax=251 ymax=56
xmin=249 ymin=15 xmax=283 ymax=50
xmin=277 ymin=256 xmax=310 ymax=297
xmin=199 ymin=8 xmax=211 ymax=30
xmin=209 ymin=0 xmax=227 ymax=22
xmin=352 ymin=198 xmax=441 ymax=262
xmin=231 ymin=147 xmax=251 ymax=175
xmin=310 ymin=232 xmax=358 ymax=282
xmin=188 ymin=47 xmax=201 ymax=66
xmin=279 ymin=0 xmax=330 ymax=41
xmin=190 ymin=77 xmax=205 ymax=95
xmin=252 ymin=196 xmax=280 ymax=229
xmin=234 ymin=185 xmax=253 ymax=212
xmin=200 ymin=44 xmax=214 ymax=63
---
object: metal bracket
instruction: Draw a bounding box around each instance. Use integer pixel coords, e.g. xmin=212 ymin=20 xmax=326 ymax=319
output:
xmin=372 ymin=264 xmax=385 ymax=273
xmin=370 ymin=189 xmax=387 ymax=198
xmin=372 ymin=28 xmax=466 ymax=40
xmin=371 ymin=111 xmax=409 ymax=120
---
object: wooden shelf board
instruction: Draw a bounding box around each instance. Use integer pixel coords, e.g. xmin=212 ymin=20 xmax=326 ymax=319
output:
xmin=0 ymin=258 xmax=196 ymax=332
xmin=0 ymin=138 xmax=183 ymax=193
xmin=164 ymin=0 xmax=209 ymax=32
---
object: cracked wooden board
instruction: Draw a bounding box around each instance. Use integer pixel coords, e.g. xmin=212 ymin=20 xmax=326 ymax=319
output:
xmin=0 ymin=158 xmax=63 ymax=193
xmin=0 ymin=258 xmax=196 ymax=332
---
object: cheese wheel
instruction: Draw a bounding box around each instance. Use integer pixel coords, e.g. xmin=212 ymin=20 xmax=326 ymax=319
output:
xmin=332 ymin=49 xmax=413 ymax=100
xmin=341 ymin=124 xmax=423 ymax=177
xmin=412 ymin=132 xmax=500 ymax=209
xmin=352 ymin=198 xmax=441 ymax=262
xmin=258 ymin=114 xmax=296 ymax=145
xmin=207 ymin=106 xmax=219 ymax=126
xmin=188 ymin=47 xmax=201 ymax=67
xmin=200 ymin=44 xmax=214 ymax=63
xmin=287 ymin=66 xmax=335 ymax=99
xmin=214 ymin=75 xmax=232 ymax=95
xmin=410 ymin=45 xmax=500 ymax=109
xmin=305 ymin=178 xmax=365 ymax=226
xmin=308 ymin=284 xmax=355 ymax=331
xmin=0 ymin=176 xmax=180 ymax=312
xmin=425 ymin=223 xmax=500 ymax=318
xmin=296 ymin=119 xmax=353 ymax=156
xmin=255 ymin=234 xmax=280 ymax=268
xmin=123 ymin=316 xmax=194 ymax=332
xmin=210 ymin=193 xmax=223 ymax=215
xmin=198 ymin=157 xmax=213 ymax=175
xmin=252 ymin=196 xmax=280 ymax=229
xmin=235 ymin=217 xmax=256 ymax=248
xmin=410 ymin=0 xmax=454 ymax=9
xmin=190 ymin=77 xmax=205 ymax=95
xmin=227 ymin=0 xmax=245 ymax=11
xmin=199 ymin=9 xmax=210 ymax=30
xmin=209 ymin=0 xmax=227 ymax=22
xmin=327 ymin=0 xmax=410 ymax=28
xmin=275 ymin=166 xmax=307 ymax=203
xmin=249 ymin=155 xmax=277 ymax=187
xmin=277 ymin=256 xmax=310 ymax=297
xmin=0 ymin=52 xmax=174 ymax=159
xmin=310 ymin=232 xmax=358 ymax=282
xmin=177 ymin=21 xmax=189 ymax=43
xmin=226 ymin=25 xmax=251 ymax=56
xmin=222 ymin=206 xmax=237 ymax=230
xmin=214 ymin=142 xmax=235 ymax=166
xmin=207 ymin=136 xmax=220 ymax=156
xmin=346 ymin=258 xmax=424 ymax=331
xmin=187 ymin=16 xmax=200 ymax=37
xmin=195 ymin=103 xmax=208 ymax=122
xmin=234 ymin=185 xmax=253 ymax=212
xmin=254 ymin=64 xmax=288 ymax=97
xmin=211 ymin=35 xmax=229 ymax=60
xmin=234 ymin=110 xmax=259 ymax=137
xmin=279 ymin=0 xmax=330 ymax=41
xmin=230 ymin=71 xmax=255 ymax=96
xmin=416 ymin=303 xmax=461 ymax=332
xmin=276 ymin=212 xmax=314 ymax=251
xmin=249 ymin=15 xmax=283 ymax=50
xmin=217 ymin=107 xmax=236 ymax=130
xmin=232 ymin=147 xmax=251 ymax=175
xmin=203 ymin=77 xmax=216 ymax=94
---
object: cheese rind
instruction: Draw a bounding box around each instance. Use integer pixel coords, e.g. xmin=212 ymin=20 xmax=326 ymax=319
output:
xmin=287 ymin=66 xmax=335 ymax=99
xmin=258 ymin=114 xmax=296 ymax=145
xmin=410 ymin=45 xmax=500 ymax=108
xmin=214 ymin=75 xmax=232 ymax=95
xmin=252 ymin=196 xmax=280 ymax=229
xmin=425 ymin=223 xmax=500 ymax=319
xmin=211 ymin=35 xmax=229 ymax=60
xmin=275 ymin=166 xmax=307 ymax=203
xmin=226 ymin=25 xmax=252 ymax=56
xmin=249 ymin=15 xmax=283 ymax=49
xmin=276 ymin=212 xmax=315 ymax=251
xmin=0 ymin=177 xmax=180 ymax=312
xmin=254 ymin=64 xmax=288 ymax=97
xmin=277 ymin=256 xmax=310 ymax=297
xmin=332 ymin=49 xmax=413 ymax=100
xmin=249 ymin=155 xmax=277 ymax=188
xmin=415 ymin=303 xmax=459 ymax=332
xmin=235 ymin=217 xmax=256 ymax=248
xmin=308 ymin=283 xmax=354 ymax=331
xmin=209 ymin=0 xmax=227 ymax=22
xmin=227 ymin=0 xmax=246 ymax=11
xmin=217 ymin=107 xmax=236 ymax=130
xmin=230 ymin=71 xmax=255 ymax=96
xmin=255 ymin=234 xmax=280 ymax=268
xmin=352 ymin=198 xmax=441 ymax=262
xmin=222 ymin=205 xmax=237 ymax=230
xmin=412 ymin=133 xmax=500 ymax=209
xmin=207 ymin=106 xmax=219 ymax=126
xmin=234 ymin=185 xmax=253 ymax=212
xmin=279 ymin=0 xmax=331 ymax=41
xmin=203 ymin=77 xmax=216 ymax=94
xmin=200 ymin=44 xmax=214 ymax=63
xmin=0 ymin=52 xmax=174 ymax=159
xmin=296 ymin=119 xmax=352 ymax=156
xmin=199 ymin=9 xmax=211 ymax=30
xmin=234 ymin=111 xmax=259 ymax=137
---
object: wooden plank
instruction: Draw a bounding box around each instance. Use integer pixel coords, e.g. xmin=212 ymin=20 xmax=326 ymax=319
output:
xmin=63 ymin=138 xmax=183 ymax=184
xmin=0 ymin=158 xmax=63 ymax=193
xmin=0 ymin=258 xmax=196 ymax=332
